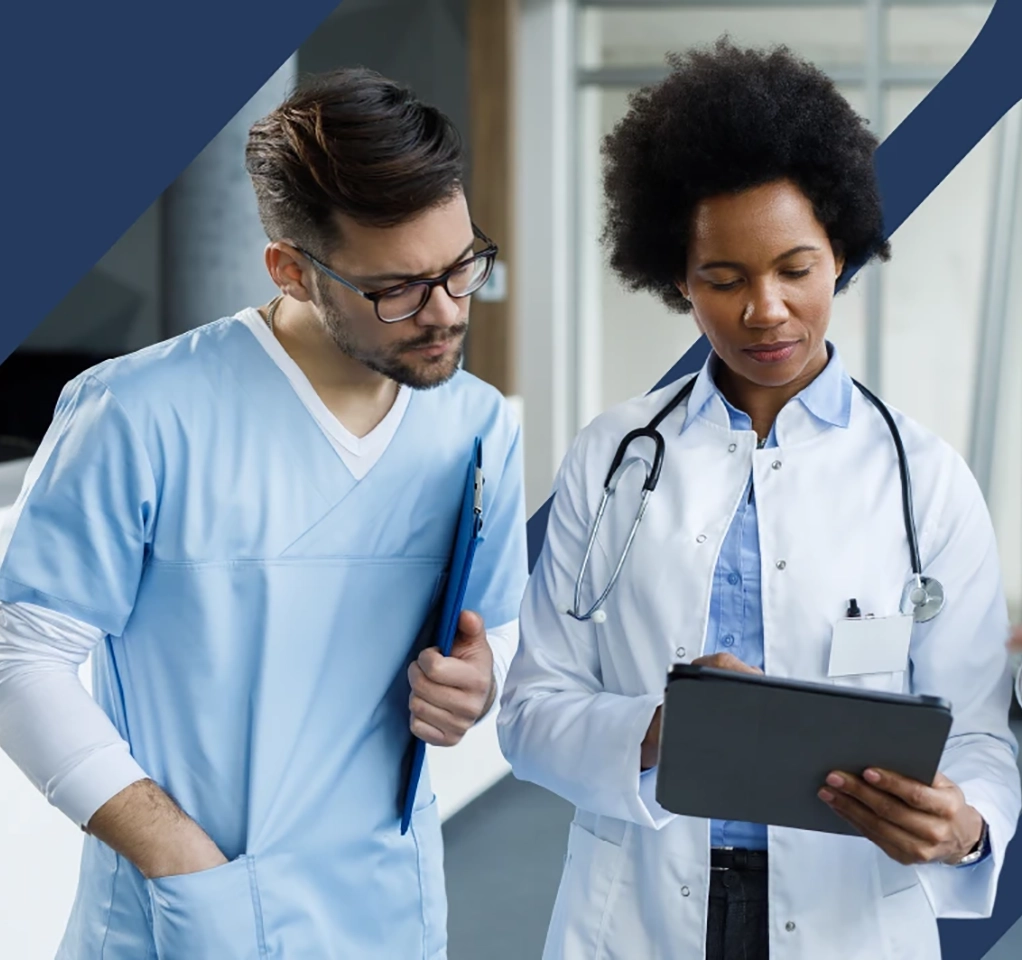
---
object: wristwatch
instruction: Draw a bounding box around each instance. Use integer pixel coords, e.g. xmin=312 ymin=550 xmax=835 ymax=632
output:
xmin=949 ymin=819 xmax=990 ymax=867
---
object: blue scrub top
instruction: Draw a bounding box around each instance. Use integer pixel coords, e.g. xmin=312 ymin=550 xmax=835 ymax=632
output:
xmin=0 ymin=316 xmax=528 ymax=960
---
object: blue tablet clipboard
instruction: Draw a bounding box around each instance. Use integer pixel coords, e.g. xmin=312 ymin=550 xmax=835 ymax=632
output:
xmin=400 ymin=437 xmax=485 ymax=834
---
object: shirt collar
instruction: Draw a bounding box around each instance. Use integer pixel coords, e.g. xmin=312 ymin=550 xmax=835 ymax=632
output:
xmin=681 ymin=341 xmax=852 ymax=435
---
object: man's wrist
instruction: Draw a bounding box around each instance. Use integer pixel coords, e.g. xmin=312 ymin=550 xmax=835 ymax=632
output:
xmin=474 ymin=670 xmax=498 ymax=723
xmin=86 ymin=779 xmax=227 ymax=880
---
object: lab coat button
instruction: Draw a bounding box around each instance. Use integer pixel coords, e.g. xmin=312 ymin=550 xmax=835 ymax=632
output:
xmin=728 ymin=443 xmax=737 ymax=453
xmin=696 ymin=534 xmax=707 ymax=543
xmin=776 ymin=560 xmax=786 ymax=570
xmin=772 ymin=460 xmax=782 ymax=470
xmin=785 ymin=921 xmax=796 ymax=932
xmin=681 ymin=885 xmax=691 ymax=897
xmin=675 ymin=646 xmax=686 ymax=659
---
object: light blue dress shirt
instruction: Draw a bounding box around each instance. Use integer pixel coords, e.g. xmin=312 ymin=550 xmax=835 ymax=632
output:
xmin=697 ymin=345 xmax=852 ymax=850
xmin=690 ymin=345 xmax=990 ymax=864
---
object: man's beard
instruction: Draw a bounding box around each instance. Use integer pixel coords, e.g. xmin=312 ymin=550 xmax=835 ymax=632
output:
xmin=318 ymin=286 xmax=467 ymax=390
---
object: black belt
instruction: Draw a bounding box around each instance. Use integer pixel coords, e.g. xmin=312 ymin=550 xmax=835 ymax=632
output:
xmin=710 ymin=848 xmax=768 ymax=871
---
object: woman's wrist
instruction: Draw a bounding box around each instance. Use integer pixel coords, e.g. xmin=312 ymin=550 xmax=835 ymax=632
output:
xmin=640 ymin=706 xmax=662 ymax=771
xmin=942 ymin=807 xmax=987 ymax=865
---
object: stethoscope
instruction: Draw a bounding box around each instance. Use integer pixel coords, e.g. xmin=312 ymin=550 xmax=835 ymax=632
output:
xmin=567 ymin=375 xmax=945 ymax=626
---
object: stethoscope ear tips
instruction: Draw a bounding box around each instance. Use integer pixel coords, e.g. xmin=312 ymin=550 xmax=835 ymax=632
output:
xmin=592 ymin=609 xmax=608 ymax=624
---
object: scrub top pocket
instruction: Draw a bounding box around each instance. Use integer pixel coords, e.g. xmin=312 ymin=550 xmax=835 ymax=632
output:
xmin=410 ymin=794 xmax=448 ymax=960
xmin=147 ymin=855 xmax=266 ymax=960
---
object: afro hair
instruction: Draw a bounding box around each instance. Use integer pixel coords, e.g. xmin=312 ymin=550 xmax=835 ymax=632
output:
xmin=601 ymin=38 xmax=891 ymax=313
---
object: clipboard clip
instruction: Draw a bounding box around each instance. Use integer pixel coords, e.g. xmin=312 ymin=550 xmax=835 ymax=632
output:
xmin=473 ymin=466 xmax=484 ymax=529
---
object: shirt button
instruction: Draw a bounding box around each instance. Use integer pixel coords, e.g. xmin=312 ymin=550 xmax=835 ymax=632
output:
xmin=785 ymin=921 xmax=796 ymax=932
xmin=722 ymin=634 xmax=735 ymax=647
xmin=728 ymin=443 xmax=737 ymax=453
xmin=727 ymin=573 xmax=740 ymax=585
xmin=675 ymin=646 xmax=686 ymax=659
xmin=696 ymin=534 xmax=707 ymax=543
xmin=681 ymin=885 xmax=691 ymax=897
xmin=776 ymin=560 xmax=786 ymax=570
xmin=772 ymin=460 xmax=782 ymax=470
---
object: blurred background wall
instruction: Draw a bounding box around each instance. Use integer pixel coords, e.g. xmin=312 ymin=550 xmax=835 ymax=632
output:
xmin=1 ymin=2 xmax=1019 ymax=957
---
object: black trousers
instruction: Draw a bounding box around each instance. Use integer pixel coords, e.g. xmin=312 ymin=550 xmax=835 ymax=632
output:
xmin=705 ymin=849 xmax=769 ymax=960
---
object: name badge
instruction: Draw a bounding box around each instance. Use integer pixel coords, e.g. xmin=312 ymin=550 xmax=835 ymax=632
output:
xmin=827 ymin=613 xmax=913 ymax=678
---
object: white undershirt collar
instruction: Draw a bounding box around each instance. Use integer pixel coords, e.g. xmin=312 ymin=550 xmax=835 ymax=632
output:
xmin=237 ymin=307 xmax=411 ymax=480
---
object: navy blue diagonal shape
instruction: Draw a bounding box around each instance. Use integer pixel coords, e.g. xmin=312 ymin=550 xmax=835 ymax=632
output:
xmin=2 ymin=0 xmax=345 ymax=367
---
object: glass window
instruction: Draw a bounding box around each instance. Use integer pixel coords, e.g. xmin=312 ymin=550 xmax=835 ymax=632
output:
xmin=993 ymin=166 xmax=1022 ymax=617
xmin=886 ymin=3 xmax=993 ymax=66
xmin=579 ymin=5 xmax=866 ymax=71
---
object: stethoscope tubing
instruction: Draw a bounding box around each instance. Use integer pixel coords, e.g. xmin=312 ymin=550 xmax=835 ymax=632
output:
xmin=568 ymin=374 xmax=929 ymax=621
xmin=569 ymin=378 xmax=696 ymax=623
xmin=850 ymin=378 xmax=922 ymax=577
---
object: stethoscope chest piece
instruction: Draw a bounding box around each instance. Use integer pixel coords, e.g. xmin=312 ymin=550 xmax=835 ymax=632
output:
xmin=902 ymin=575 xmax=945 ymax=623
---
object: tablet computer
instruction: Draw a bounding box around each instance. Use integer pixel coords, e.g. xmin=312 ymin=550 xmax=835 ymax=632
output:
xmin=654 ymin=664 xmax=953 ymax=836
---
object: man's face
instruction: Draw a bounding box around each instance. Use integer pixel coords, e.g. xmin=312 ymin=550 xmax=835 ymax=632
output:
xmin=311 ymin=194 xmax=477 ymax=390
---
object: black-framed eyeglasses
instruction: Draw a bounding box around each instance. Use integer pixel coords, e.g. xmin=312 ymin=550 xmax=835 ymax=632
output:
xmin=293 ymin=224 xmax=499 ymax=323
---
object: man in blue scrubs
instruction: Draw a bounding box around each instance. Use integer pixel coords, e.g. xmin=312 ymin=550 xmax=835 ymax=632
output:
xmin=0 ymin=67 xmax=527 ymax=959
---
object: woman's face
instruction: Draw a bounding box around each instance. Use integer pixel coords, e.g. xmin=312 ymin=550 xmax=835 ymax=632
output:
xmin=677 ymin=179 xmax=844 ymax=392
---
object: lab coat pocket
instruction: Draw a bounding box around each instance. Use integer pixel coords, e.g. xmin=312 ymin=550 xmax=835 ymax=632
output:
xmin=875 ymin=848 xmax=922 ymax=898
xmin=827 ymin=613 xmax=912 ymax=693
xmin=875 ymin=857 xmax=938 ymax=959
xmin=544 ymin=820 xmax=626 ymax=959
xmin=410 ymin=794 xmax=448 ymax=960
xmin=148 ymin=855 xmax=266 ymax=960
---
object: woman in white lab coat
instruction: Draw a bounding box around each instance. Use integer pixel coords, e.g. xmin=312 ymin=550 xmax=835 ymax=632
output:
xmin=498 ymin=40 xmax=1020 ymax=960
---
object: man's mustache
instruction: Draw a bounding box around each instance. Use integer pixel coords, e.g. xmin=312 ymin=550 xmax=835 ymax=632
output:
xmin=397 ymin=325 xmax=468 ymax=351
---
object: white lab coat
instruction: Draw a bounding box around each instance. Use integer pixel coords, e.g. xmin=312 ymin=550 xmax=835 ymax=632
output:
xmin=498 ymin=372 xmax=1020 ymax=960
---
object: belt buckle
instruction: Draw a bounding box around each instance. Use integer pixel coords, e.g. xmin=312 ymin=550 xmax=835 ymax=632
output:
xmin=710 ymin=845 xmax=734 ymax=871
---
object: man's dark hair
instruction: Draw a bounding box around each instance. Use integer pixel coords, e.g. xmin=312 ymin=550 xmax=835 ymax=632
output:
xmin=245 ymin=67 xmax=464 ymax=255
xmin=601 ymin=38 xmax=891 ymax=313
